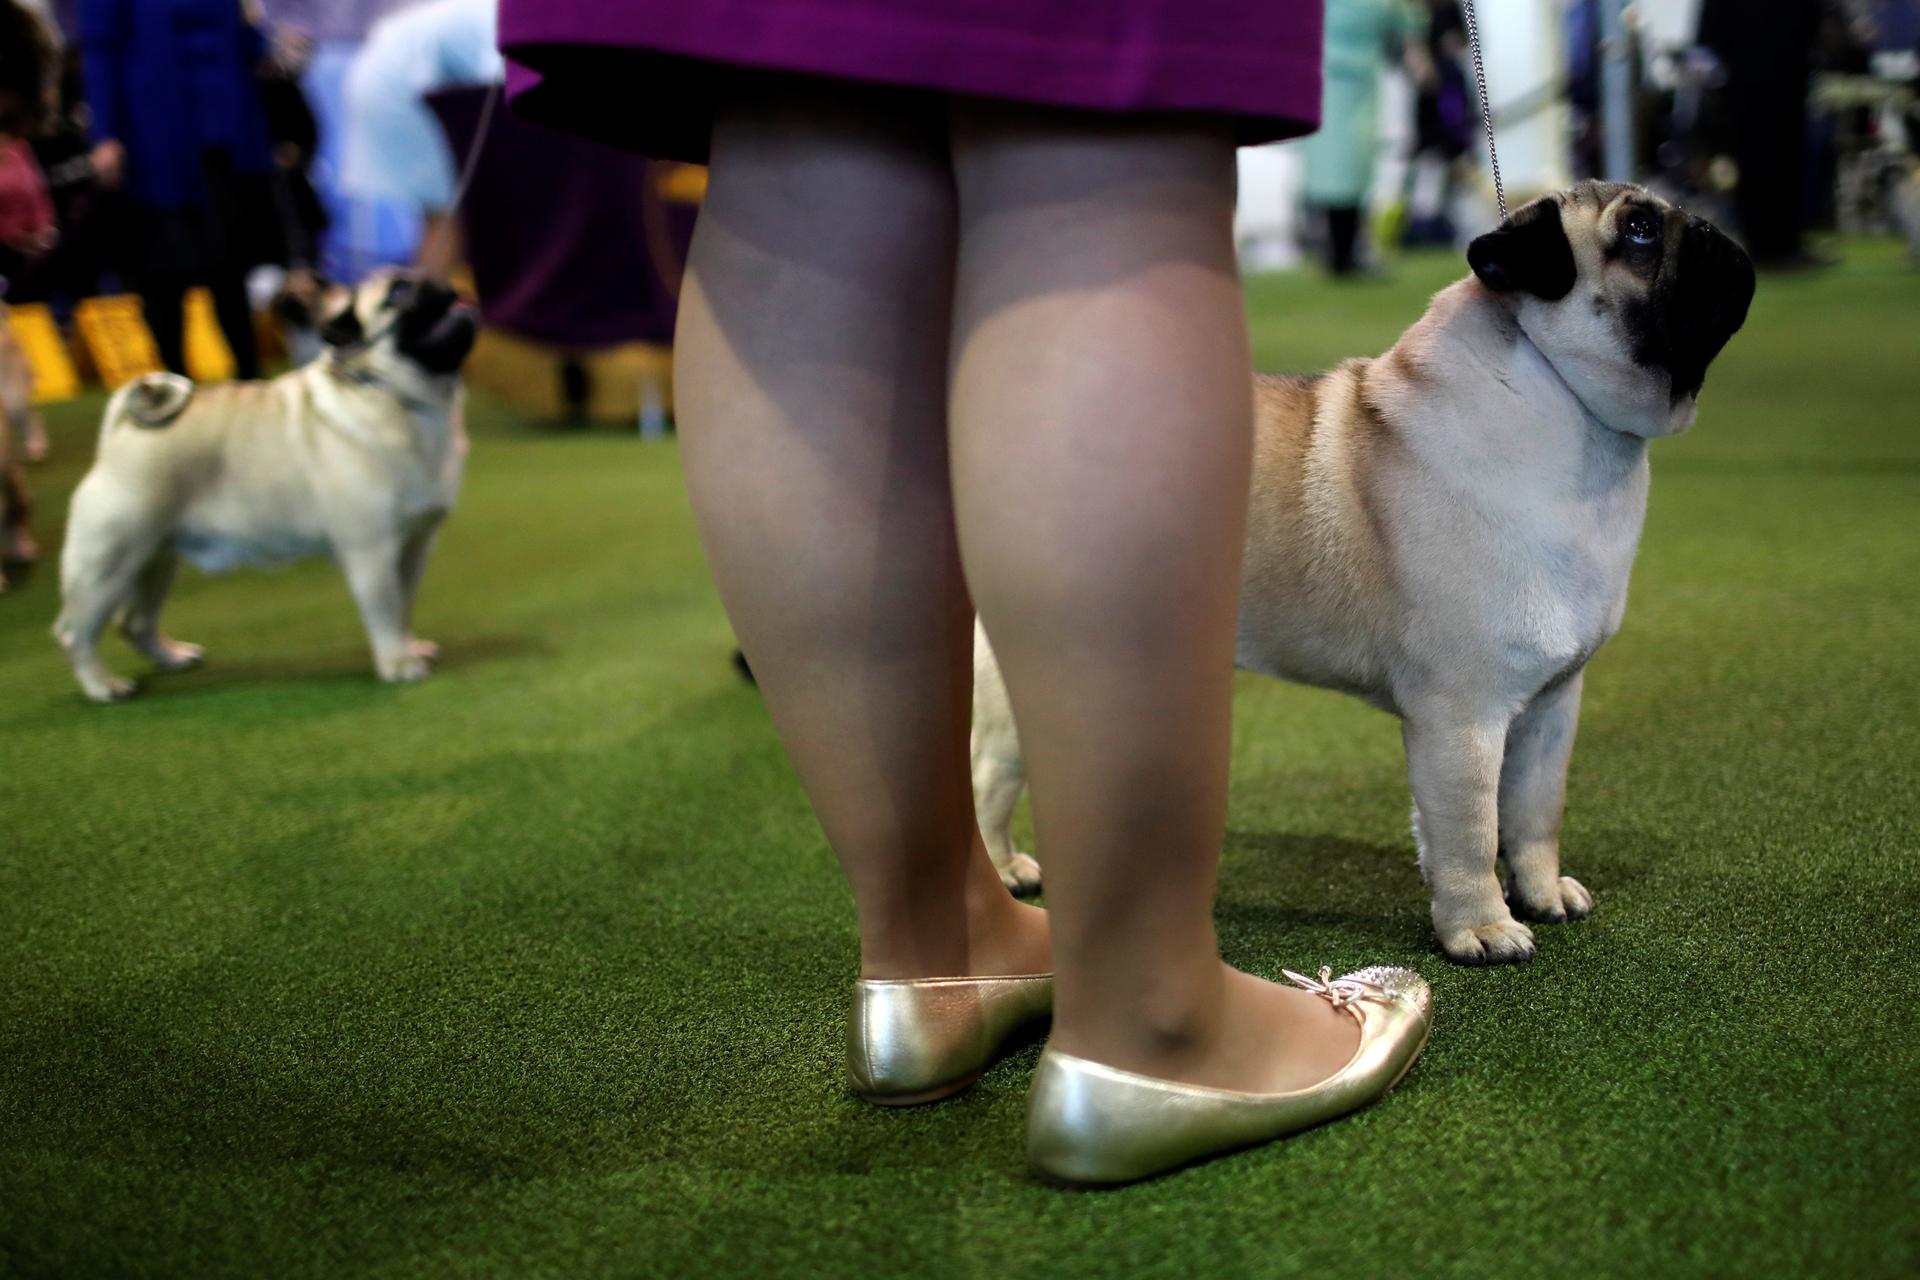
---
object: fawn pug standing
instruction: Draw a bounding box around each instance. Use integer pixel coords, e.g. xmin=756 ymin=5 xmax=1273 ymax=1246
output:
xmin=56 ymin=272 xmax=477 ymax=701
xmin=972 ymin=182 xmax=1755 ymax=965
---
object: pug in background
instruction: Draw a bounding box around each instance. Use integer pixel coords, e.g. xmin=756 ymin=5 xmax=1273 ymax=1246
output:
xmin=55 ymin=272 xmax=477 ymax=701
xmin=1894 ymin=158 xmax=1920 ymax=262
xmin=972 ymin=181 xmax=1755 ymax=965
xmin=0 ymin=308 xmax=34 ymax=592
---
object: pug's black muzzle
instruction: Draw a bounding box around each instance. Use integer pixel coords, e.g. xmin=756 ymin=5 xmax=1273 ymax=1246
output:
xmin=1636 ymin=218 xmax=1756 ymax=403
xmin=395 ymin=280 xmax=478 ymax=375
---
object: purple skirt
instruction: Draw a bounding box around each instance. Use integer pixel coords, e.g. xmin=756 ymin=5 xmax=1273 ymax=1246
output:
xmin=499 ymin=0 xmax=1324 ymax=162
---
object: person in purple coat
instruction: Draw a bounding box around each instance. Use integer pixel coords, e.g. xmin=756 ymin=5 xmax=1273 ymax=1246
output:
xmin=503 ymin=1 xmax=1436 ymax=1184
xmin=77 ymin=0 xmax=275 ymax=378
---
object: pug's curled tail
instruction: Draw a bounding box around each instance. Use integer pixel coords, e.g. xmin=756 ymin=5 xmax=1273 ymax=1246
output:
xmin=103 ymin=373 xmax=195 ymax=441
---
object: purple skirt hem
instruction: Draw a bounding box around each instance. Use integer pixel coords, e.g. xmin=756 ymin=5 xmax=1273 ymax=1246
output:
xmin=500 ymin=1 xmax=1322 ymax=162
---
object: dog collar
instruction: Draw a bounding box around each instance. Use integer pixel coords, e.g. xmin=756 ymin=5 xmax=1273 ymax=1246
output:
xmin=326 ymin=358 xmax=442 ymax=416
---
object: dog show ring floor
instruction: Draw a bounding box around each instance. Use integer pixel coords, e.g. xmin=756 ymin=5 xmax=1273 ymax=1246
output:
xmin=1 ymin=242 xmax=1916 ymax=1278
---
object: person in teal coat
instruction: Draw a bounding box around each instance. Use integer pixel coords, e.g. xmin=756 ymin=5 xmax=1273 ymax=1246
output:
xmin=1300 ymin=0 xmax=1428 ymax=275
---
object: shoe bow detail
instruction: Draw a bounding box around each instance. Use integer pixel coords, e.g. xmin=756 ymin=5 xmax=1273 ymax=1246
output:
xmin=1281 ymin=965 xmax=1385 ymax=1010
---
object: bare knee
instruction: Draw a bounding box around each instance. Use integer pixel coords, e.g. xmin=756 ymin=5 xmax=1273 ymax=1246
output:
xmin=703 ymin=81 xmax=954 ymax=274
xmin=948 ymin=103 xmax=1239 ymax=257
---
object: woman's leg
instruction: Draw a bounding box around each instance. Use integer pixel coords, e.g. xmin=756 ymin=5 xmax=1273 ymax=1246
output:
xmin=674 ymin=82 xmax=1048 ymax=981
xmin=947 ymin=104 xmax=1358 ymax=1093
xmin=1325 ymin=204 xmax=1362 ymax=275
xmin=139 ymin=274 xmax=189 ymax=376
xmin=209 ymin=265 xmax=261 ymax=381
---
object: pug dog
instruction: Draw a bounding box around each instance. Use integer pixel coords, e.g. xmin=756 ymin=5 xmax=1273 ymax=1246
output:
xmin=0 ymin=299 xmax=40 ymax=592
xmin=971 ymin=181 xmax=1755 ymax=964
xmin=55 ymin=271 xmax=477 ymax=702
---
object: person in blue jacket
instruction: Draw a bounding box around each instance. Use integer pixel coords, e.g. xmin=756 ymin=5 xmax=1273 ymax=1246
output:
xmin=77 ymin=0 xmax=276 ymax=379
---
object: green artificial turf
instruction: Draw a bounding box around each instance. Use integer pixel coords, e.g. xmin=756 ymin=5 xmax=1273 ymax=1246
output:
xmin=2 ymin=241 xmax=1917 ymax=1279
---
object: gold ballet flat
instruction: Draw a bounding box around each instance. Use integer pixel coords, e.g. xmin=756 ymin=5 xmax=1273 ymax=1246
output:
xmin=1026 ymin=965 xmax=1432 ymax=1185
xmin=847 ymin=973 xmax=1054 ymax=1106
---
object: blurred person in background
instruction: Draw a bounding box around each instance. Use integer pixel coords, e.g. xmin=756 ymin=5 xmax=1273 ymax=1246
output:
xmin=252 ymin=21 xmax=331 ymax=360
xmin=1699 ymin=0 xmax=1827 ymax=267
xmin=0 ymin=1 xmax=53 ymax=299
xmin=1566 ymin=0 xmax=1605 ymax=179
xmin=258 ymin=24 xmax=328 ymax=289
xmin=1405 ymin=0 xmax=1468 ymax=246
xmin=77 ymin=0 xmax=285 ymax=379
xmin=0 ymin=0 xmax=52 ymax=573
xmin=340 ymin=0 xmax=502 ymax=282
xmin=0 ymin=131 xmax=54 ymax=295
xmin=16 ymin=33 xmax=123 ymax=321
xmin=1301 ymin=0 xmax=1429 ymax=275
xmin=0 ymin=88 xmax=53 ymax=473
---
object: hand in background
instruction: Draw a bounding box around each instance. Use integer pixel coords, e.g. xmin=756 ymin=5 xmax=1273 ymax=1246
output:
xmin=269 ymin=27 xmax=314 ymax=76
xmin=1406 ymin=46 xmax=1437 ymax=92
xmin=3 ymin=224 xmax=58 ymax=256
xmin=89 ymin=139 xmax=124 ymax=188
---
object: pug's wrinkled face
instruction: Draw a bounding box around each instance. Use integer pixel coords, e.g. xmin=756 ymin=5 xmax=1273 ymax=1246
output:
xmin=319 ymin=270 xmax=478 ymax=400
xmin=1467 ymin=181 xmax=1755 ymax=438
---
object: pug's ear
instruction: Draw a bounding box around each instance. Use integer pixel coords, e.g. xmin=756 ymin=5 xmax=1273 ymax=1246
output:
xmin=319 ymin=302 xmax=364 ymax=348
xmin=1467 ymin=199 xmax=1577 ymax=300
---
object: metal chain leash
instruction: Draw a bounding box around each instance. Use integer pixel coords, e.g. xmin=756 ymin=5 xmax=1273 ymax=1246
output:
xmin=415 ymin=79 xmax=504 ymax=273
xmin=1457 ymin=0 xmax=1507 ymax=222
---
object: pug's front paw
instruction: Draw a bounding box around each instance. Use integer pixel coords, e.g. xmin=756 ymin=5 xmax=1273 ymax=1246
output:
xmin=81 ymin=673 xmax=139 ymax=703
xmin=1437 ymin=914 xmax=1536 ymax=965
xmin=378 ymin=653 xmax=432 ymax=684
xmin=995 ymin=850 xmax=1043 ymax=897
xmin=1510 ymin=875 xmax=1593 ymax=924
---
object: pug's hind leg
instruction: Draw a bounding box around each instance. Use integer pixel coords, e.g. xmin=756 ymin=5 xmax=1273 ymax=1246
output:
xmin=1498 ymin=672 xmax=1593 ymax=924
xmin=338 ymin=538 xmax=429 ymax=684
xmin=1405 ymin=705 xmax=1535 ymax=964
xmin=120 ymin=548 xmax=204 ymax=672
xmin=971 ymin=621 xmax=1041 ymax=894
xmin=56 ymin=516 xmax=153 ymax=703
xmin=972 ymin=737 xmax=1038 ymax=894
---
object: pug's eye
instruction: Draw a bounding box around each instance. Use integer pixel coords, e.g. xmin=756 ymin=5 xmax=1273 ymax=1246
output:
xmin=1622 ymin=211 xmax=1659 ymax=246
